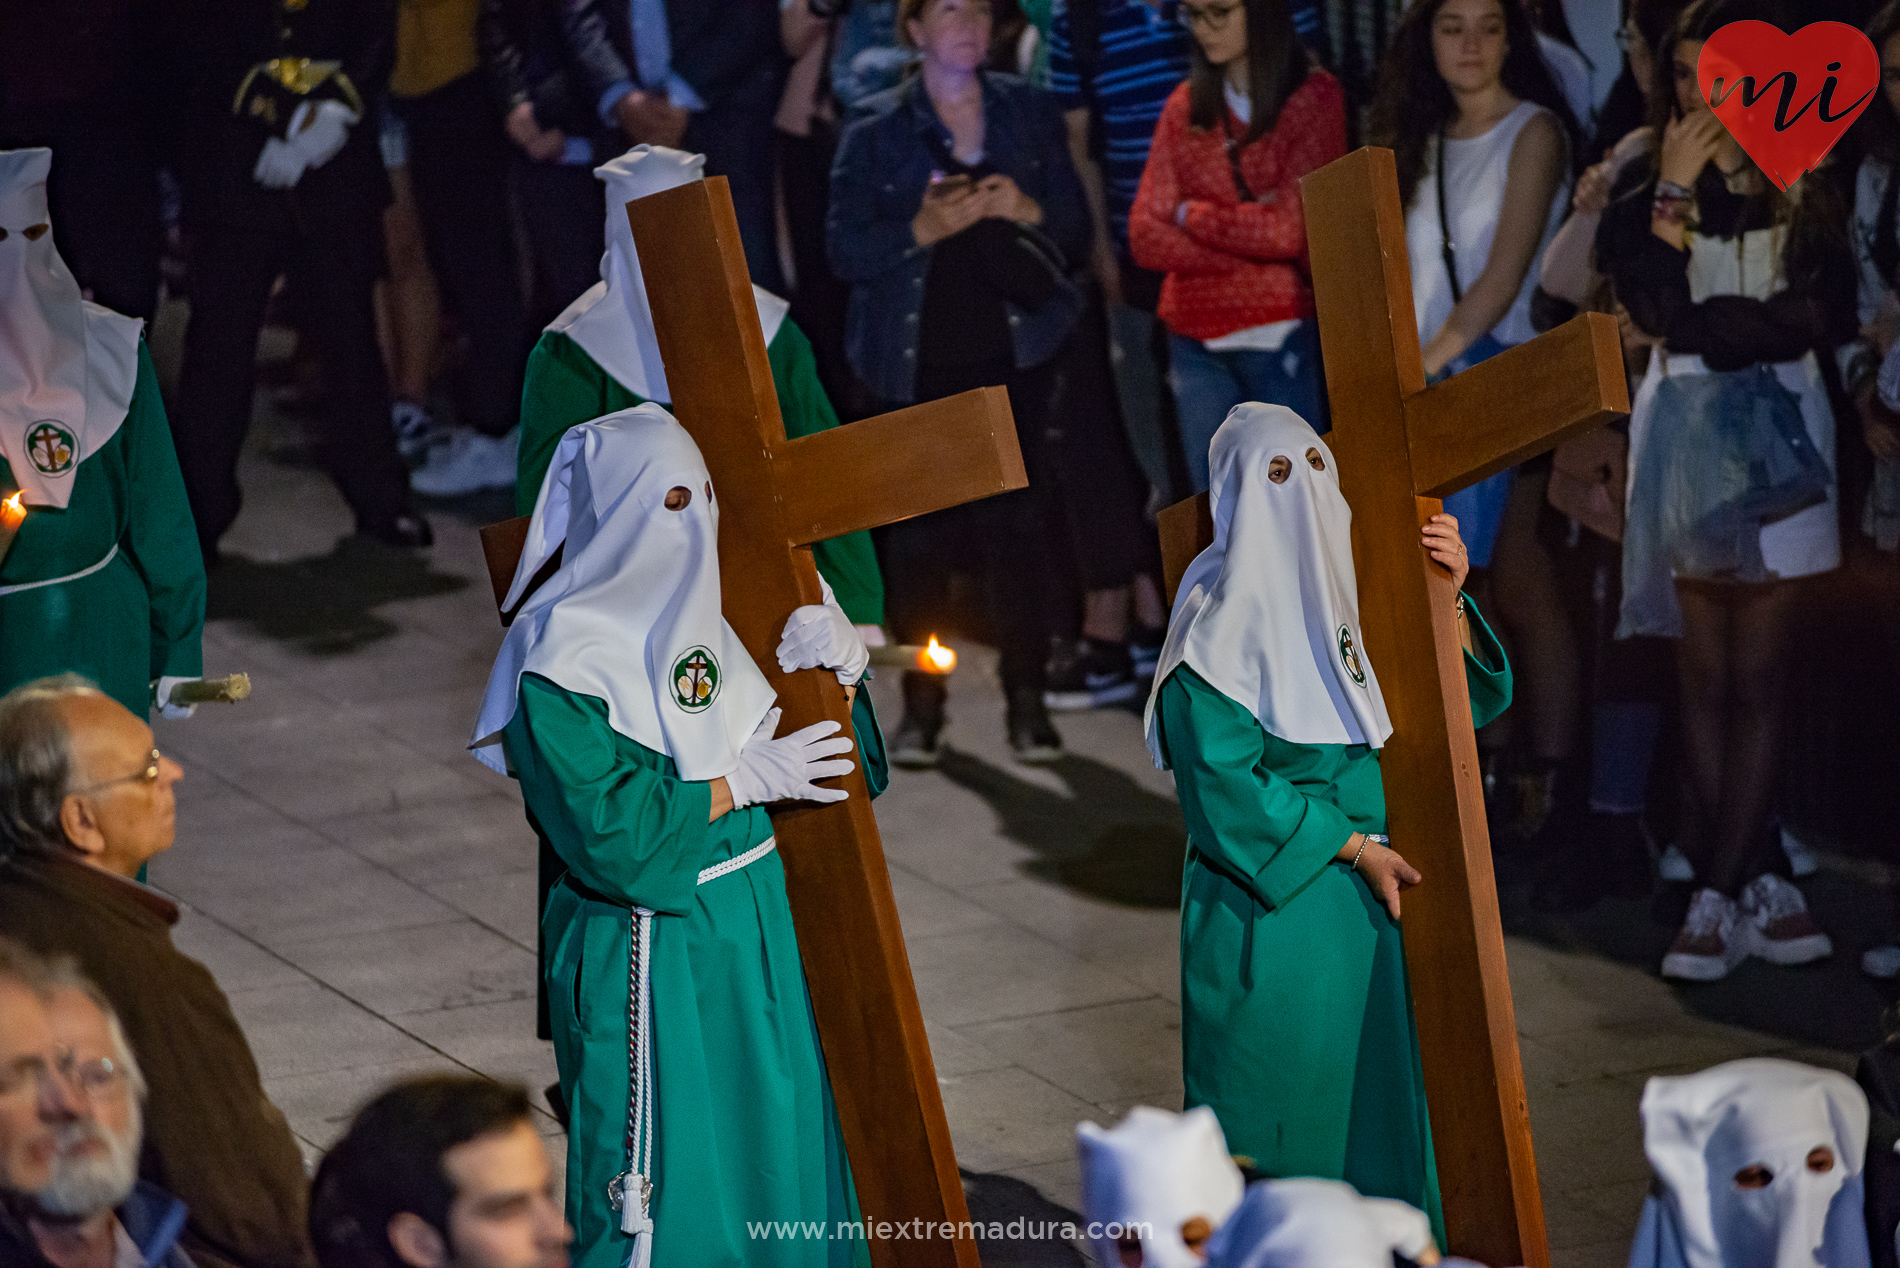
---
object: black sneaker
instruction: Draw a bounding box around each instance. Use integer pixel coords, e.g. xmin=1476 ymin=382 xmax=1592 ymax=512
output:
xmin=357 ymin=510 xmax=434 ymax=549
xmin=1007 ymin=688 xmax=1062 ymax=763
xmin=890 ymin=672 xmax=945 ymax=769
xmin=1130 ymin=624 xmax=1166 ymax=679
xmin=1043 ymin=640 xmax=1140 ymax=712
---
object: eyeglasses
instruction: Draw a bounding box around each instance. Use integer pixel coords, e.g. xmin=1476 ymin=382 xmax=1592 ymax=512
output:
xmin=1178 ymin=0 xmax=1243 ymax=29
xmin=54 ymin=1049 xmax=128 ymax=1098
xmin=70 ymin=749 xmax=163 ymax=797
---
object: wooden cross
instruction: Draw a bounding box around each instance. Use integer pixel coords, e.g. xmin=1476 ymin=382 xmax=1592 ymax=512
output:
xmin=1156 ymin=148 xmax=1630 ymax=1268
xmin=481 ymin=178 xmax=1017 ymax=1268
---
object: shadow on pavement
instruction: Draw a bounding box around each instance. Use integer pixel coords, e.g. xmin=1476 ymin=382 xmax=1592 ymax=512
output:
xmin=207 ymin=537 xmax=469 ymax=653
xmin=962 ymin=1169 xmax=1088 ymax=1267
xmin=935 ymin=748 xmax=1186 ymax=909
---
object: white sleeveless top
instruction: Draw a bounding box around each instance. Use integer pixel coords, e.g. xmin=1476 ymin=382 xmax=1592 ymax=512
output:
xmin=1406 ymin=101 xmax=1569 ymax=351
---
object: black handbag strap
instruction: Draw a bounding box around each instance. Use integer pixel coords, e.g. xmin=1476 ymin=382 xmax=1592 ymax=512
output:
xmin=1436 ymin=125 xmax=1463 ymax=304
xmin=1220 ymin=111 xmax=1258 ymax=204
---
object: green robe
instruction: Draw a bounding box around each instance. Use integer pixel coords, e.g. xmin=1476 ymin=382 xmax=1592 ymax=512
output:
xmin=0 ymin=342 xmax=204 ymax=717
xmin=1152 ymin=601 xmax=1511 ymax=1246
xmin=516 ymin=324 xmax=885 ymax=626
xmin=506 ymin=672 xmax=888 ymax=1268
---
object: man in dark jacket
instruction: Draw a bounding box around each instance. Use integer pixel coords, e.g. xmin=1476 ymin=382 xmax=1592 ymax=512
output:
xmin=1 ymin=950 xmax=198 ymax=1268
xmin=0 ymin=676 xmax=316 ymax=1268
xmin=555 ymin=0 xmax=788 ymax=292
xmin=160 ymin=0 xmax=428 ymax=561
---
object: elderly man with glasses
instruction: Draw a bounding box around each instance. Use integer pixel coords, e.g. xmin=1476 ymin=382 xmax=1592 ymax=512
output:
xmin=0 ymin=940 xmax=199 ymax=1268
xmin=0 ymin=675 xmax=317 ymax=1268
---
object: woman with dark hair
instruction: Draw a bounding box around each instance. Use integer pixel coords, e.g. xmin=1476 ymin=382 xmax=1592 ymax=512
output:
xmin=1370 ymin=0 xmax=1578 ymax=852
xmin=1127 ymin=0 xmax=1347 ymax=493
xmin=829 ymin=0 xmax=1090 ymax=763
xmin=1598 ymin=0 xmax=1855 ymax=982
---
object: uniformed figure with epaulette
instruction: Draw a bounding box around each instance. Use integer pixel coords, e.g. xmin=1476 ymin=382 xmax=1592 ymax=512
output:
xmin=162 ymin=0 xmax=429 ymax=562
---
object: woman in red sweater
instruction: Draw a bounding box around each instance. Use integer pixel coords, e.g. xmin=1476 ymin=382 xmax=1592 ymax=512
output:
xmin=1129 ymin=0 xmax=1346 ymax=493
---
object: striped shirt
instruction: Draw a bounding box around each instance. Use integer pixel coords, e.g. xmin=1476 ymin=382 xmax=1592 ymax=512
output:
xmin=1047 ymin=0 xmax=1330 ymax=252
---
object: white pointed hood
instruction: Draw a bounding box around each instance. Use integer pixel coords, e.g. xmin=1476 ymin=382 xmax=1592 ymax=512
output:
xmin=1202 ymin=1179 xmax=1438 ymax=1268
xmin=1634 ymin=1058 xmax=1870 ymax=1268
xmin=1077 ymin=1106 xmax=1246 ymax=1268
xmin=470 ymin=404 xmax=776 ymax=778
xmin=1144 ymin=403 xmax=1392 ymax=764
xmin=0 ymin=148 xmax=141 ymax=509
xmin=548 ymin=145 xmax=788 ymax=403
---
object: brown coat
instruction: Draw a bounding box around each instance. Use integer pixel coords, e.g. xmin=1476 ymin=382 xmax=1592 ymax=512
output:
xmin=0 ymin=849 xmax=316 ymax=1268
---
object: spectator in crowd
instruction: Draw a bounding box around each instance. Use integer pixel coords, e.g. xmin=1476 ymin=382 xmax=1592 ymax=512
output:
xmin=479 ymin=0 xmax=612 ymax=322
xmin=1523 ymin=0 xmax=1597 ymax=142
xmin=1599 ymin=0 xmax=1853 ymax=982
xmin=0 ymin=939 xmax=83 ymax=1204
xmin=1048 ymin=0 xmax=1193 ymax=503
xmin=831 ymin=1 xmax=916 ymax=109
xmin=309 ymin=1076 xmax=570 ymax=1268
xmin=1372 ymin=0 xmax=1578 ymax=849
xmin=1128 ymin=0 xmax=1349 ymax=494
xmin=829 ymin=0 xmax=1089 ymax=762
xmin=0 ymin=2 xmax=164 ymax=323
xmin=162 ymin=0 xmax=430 ymax=559
xmin=563 ymin=0 xmax=790 ymax=293
xmin=3 ymin=955 xmax=197 ymax=1268
xmin=375 ymin=108 xmax=445 ymax=465
xmin=387 ymin=0 xmax=532 ymax=499
xmin=0 ymin=676 xmax=318 ymax=1268
xmin=1842 ymin=0 xmax=1900 ymax=977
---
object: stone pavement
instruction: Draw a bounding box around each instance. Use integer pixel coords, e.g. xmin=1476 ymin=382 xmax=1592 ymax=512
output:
xmin=144 ymin=402 xmax=1895 ymax=1268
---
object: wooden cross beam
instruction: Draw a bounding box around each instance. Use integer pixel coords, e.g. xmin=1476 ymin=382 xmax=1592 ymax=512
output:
xmin=1157 ymin=147 xmax=1629 ymax=1268
xmin=482 ymin=178 xmax=1015 ymax=1268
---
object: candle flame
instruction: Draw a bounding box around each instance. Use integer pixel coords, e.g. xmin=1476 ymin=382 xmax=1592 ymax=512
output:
xmin=918 ymin=635 xmax=957 ymax=674
xmin=0 ymin=493 xmax=23 ymax=526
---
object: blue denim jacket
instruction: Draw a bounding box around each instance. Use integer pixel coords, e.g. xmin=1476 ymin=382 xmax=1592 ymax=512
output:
xmin=827 ymin=72 xmax=1090 ymax=404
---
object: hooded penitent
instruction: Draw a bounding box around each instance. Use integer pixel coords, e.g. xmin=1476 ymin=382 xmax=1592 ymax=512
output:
xmin=548 ymin=145 xmax=788 ymax=403
xmin=1200 ymin=1178 xmax=1438 ymax=1268
xmin=0 ymin=148 xmax=140 ymax=510
xmin=1077 ymin=1105 xmax=1247 ymax=1268
xmin=1631 ymin=1057 xmax=1871 ymax=1268
xmin=470 ymin=404 xmax=776 ymax=779
xmin=1143 ymin=403 xmax=1392 ymax=765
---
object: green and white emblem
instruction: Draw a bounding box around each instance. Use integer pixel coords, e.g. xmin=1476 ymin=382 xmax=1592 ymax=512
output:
xmin=24 ymin=421 xmax=75 ymax=476
xmin=1337 ymin=625 xmax=1367 ymax=688
xmin=671 ymin=646 xmax=721 ymax=713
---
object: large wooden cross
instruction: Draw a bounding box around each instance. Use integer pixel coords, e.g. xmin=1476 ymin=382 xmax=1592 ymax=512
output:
xmin=1156 ymin=148 xmax=1630 ymax=1267
xmin=482 ymin=179 xmax=1015 ymax=1267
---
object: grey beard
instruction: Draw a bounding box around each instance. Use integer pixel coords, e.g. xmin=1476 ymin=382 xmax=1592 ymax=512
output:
xmin=32 ymin=1111 xmax=139 ymax=1219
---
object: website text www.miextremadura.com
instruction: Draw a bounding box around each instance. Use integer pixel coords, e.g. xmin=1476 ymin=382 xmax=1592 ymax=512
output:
xmin=745 ymin=1219 xmax=1153 ymax=1242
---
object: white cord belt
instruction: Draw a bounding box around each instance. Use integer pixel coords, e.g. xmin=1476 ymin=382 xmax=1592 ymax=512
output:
xmin=0 ymin=543 xmax=119 ymax=597
xmin=608 ymin=835 xmax=778 ymax=1266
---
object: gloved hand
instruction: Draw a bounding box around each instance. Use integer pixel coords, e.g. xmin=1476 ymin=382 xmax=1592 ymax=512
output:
xmin=252 ymin=137 xmax=306 ymax=189
xmin=724 ymin=708 xmax=855 ymax=809
xmin=151 ymin=676 xmax=197 ymax=721
xmin=776 ymin=591 xmax=869 ymax=685
xmin=285 ymin=99 xmax=358 ymax=172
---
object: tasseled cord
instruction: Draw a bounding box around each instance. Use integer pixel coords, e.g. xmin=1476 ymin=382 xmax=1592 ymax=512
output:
xmin=614 ymin=908 xmax=657 ymax=1268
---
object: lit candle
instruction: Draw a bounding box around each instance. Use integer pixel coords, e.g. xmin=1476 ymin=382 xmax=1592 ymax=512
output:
xmin=915 ymin=635 xmax=957 ymax=675
xmin=0 ymin=492 xmax=24 ymax=568
xmin=866 ymin=636 xmax=959 ymax=675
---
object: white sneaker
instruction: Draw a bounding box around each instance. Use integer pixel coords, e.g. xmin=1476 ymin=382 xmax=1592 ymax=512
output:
xmin=391 ymin=399 xmax=437 ymax=465
xmin=410 ymin=426 xmax=518 ymax=496
xmin=1738 ymin=873 xmax=1832 ymax=966
xmin=1661 ymin=888 xmax=1749 ymax=981
xmin=1863 ymin=945 xmax=1900 ymax=979
xmin=1657 ymin=844 xmax=1695 ymax=883
xmin=1780 ymin=826 xmax=1819 ymax=878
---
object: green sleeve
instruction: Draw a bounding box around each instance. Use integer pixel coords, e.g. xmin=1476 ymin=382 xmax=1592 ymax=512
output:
xmin=1461 ymin=594 xmax=1513 ymax=731
xmin=1156 ymin=666 xmax=1356 ymax=911
xmin=516 ymin=333 xmax=641 ymax=517
xmin=852 ymin=683 xmax=888 ymax=799
xmin=769 ymin=322 xmax=887 ymax=627
xmin=506 ymin=673 xmax=750 ymax=916
xmin=119 ymin=344 xmax=205 ymax=681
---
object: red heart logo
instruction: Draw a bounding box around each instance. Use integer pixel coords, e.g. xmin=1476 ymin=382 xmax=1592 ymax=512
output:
xmin=1697 ymin=21 xmax=1879 ymax=191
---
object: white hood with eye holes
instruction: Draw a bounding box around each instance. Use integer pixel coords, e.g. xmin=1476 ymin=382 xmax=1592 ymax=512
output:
xmin=1077 ymin=1106 xmax=1246 ymax=1268
xmin=1143 ymin=402 xmax=1392 ymax=764
xmin=470 ymin=404 xmax=776 ymax=780
xmin=0 ymin=148 xmax=140 ymax=510
xmin=1200 ymin=1178 xmax=1437 ymax=1268
xmin=1633 ymin=1058 xmax=1870 ymax=1268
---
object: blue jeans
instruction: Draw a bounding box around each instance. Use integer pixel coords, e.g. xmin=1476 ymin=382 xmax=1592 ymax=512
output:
xmin=1439 ymin=334 xmax=1514 ymax=568
xmin=1168 ymin=322 xmax=1324 ymax=493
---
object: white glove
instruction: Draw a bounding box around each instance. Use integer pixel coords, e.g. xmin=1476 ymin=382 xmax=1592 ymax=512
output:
xmin=776 ymin=595 xmax=870 ymax=685
xmin=151 ymin=676 xmax=197 ymax=721
xmin=252 ymin=137 xmax=307 ymax=189
xmin=724 ymin=708 xmax=855 ymax=808
xmin=288 ymin=99 xmax=357 ymax=170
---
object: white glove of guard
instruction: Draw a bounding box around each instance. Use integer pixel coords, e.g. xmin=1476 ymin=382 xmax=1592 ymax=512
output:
xmin=151 ymin=676 xmax=197 ymax=721
xmin=286 ymin=99 xmax=358 ymax=171
xmin=776 ymin=590 xmax=870 ymax=685
xmin=252 ymin=137 xmax=306 ymax=189
xmin=724 ymin=708 xmax=855 ymax=809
